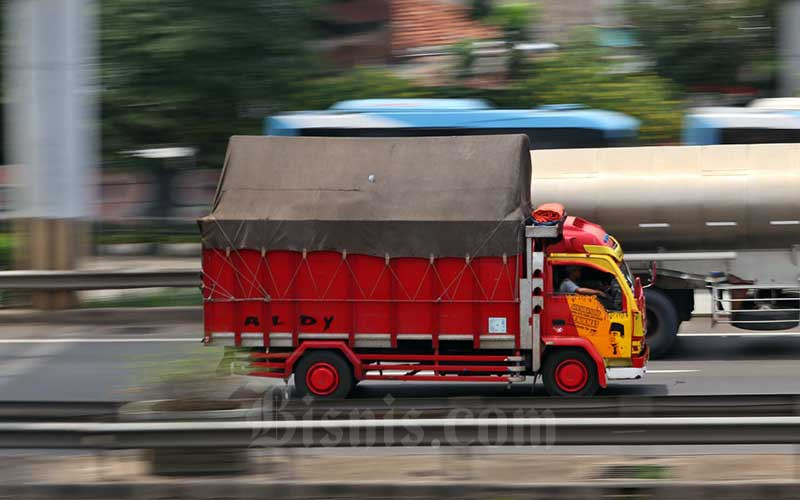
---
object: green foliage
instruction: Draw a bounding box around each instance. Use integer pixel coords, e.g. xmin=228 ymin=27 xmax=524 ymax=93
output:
xmin=486 ymin=2 xmax=537 ymax=42
xmin=514 ymin=43 xmax=683 ymax=144
xmin=514 ymin=46 xmax=682 ymax=144
xmin=469 ymin=0 xmax=493 ymax=20
xmin=633 ymin=465 xmax=671 ymax=480
xmin=0 ymin=233 xmax=14 ymax=270
xmin=94 ymin=0 xmax=679 ymax=168
xmin=94 ymin=232 xmax=197 ymax=245
xmin=132 ymin=344 xmax=226 ymax=400
xmin=100 ymin=0 xmax=317 ymax=168
xmin=286 ymin=68 xmax=431 ymax=110
xmin=80 ymin=289 xmax=202 ymax=309
xmin=286 ymin=49 xmax=681 ymax=145
xmin=453 ymin=40 xmax=477 ymax=79
xmin=624 ymin=0 xmax=777 ymax=88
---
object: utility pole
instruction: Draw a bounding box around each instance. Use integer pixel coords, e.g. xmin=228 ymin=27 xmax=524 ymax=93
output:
xmin=779 ymin=0 xmax=800 ymax=96
xmin=4 ymin=0 xmax=97 ymax=308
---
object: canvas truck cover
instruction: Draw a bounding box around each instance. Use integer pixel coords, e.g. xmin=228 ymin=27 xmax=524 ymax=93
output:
xmin=199 ymin=135 xmax=531 ymax=257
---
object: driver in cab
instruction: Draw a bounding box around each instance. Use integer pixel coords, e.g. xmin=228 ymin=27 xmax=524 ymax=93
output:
xmin=559 ymin=266 xmax=608 ymax=299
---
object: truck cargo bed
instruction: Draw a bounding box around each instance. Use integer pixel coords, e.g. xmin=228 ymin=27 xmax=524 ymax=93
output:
xmin=203 ymin=249 xmax=522 ymax=350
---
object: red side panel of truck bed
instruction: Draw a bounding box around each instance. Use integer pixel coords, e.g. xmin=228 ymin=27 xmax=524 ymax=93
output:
xmin=203 ymin=249 xmax=521 ymax=347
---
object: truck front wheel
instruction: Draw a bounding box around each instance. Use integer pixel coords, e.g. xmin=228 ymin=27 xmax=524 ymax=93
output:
xmin=294 ymin=351 xmax=354 ymax=399
xmin=644 ymin=287 xmax=679 ymax=359
xmin=542 ymin=348 xmax=599 ymax=397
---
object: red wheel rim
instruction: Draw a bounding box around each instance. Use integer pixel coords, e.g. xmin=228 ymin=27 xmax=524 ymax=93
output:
xmin=305 ymin=362 xmax=339 ymax=396
xmin=554 ymin=359 xmax=589 ymax=393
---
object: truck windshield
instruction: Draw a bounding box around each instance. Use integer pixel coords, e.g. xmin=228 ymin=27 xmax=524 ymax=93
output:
xmin=621 ymin=260 xmax=634 ymax=289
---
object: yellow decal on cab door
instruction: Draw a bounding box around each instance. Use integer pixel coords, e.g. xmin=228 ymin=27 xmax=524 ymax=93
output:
xmin=565 ymin=295 xmax=627 ymax=358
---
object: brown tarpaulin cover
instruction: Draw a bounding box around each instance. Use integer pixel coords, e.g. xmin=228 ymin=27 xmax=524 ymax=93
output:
xmin=199 ymin=135 xmax=531 ymax=257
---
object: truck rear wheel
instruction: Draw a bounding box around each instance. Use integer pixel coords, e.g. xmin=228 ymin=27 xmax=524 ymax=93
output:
xmin=294 ymin=351 xmax=354 ymax=399
xmin=644 ymin=287 xmax=679 ymax=359
xmin=731 ymin=290 xmax=800 ymax=330
xmin=542 ymin=348 xmax=599 ymax=397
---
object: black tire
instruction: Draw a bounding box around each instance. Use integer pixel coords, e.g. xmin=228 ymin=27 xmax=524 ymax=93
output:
xmin=542 ymin=348 xmax=599 ymax=397
xmin=731 ymin=310 xmax=799 ymax=331
xmin=644 ymin=287 xmax=679 ymax=359
xmin=294 ymin=350 xmax=354 ymax=400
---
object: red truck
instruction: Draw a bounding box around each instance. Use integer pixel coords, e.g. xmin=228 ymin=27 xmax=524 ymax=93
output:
xmin=200 ymin=135 xmax=648 ymax=398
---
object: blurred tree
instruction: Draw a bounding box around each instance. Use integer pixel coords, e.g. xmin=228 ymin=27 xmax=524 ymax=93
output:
xmin=289 ymin=48 xmax=682 ymax=144
xmin=286 ymin=68 xmax=430 ymax=110
xmin=100 ymin=0 xmax=317 ymax=168
xmin=453 ymin=39 xmax=477 ymax=79
xmin=624 ymin=0 xmax=777 ymax=89
xmin=494 ymin=36 xmax=683 ymax=144
xmin=469 ymin=0 xmax=493 ymax=20
xmin=486 ymin=2 xmax=536 ymax=43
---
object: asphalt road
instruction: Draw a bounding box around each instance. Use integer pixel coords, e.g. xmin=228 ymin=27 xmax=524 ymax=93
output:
xmin=0 ymin=320 xmax=798 ymax=401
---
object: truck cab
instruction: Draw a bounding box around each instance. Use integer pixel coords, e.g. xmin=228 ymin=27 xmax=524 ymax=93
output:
xmin=529 ymin=215 xmax=648 ymax=396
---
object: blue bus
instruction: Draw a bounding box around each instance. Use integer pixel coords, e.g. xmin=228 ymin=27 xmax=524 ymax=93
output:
xmin=684 ymin=106 xmax=800 ymax=145
xmin=265 ymin=99 xmax=640 ymax=149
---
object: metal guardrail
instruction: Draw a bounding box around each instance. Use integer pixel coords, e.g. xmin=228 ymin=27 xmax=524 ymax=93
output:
xmin=0 ymin=270 xmax=200 ymax=290
xmin=0 ymin=395 xmax=798 ymax=448
xmin=2 ymin=394 xmax=800 ymax=421
xmin=0 ymin=401 xmax=121 ymax=421
xmin=1 ymin=417 xmax=799 ymax=448
xmin=260 ymin=394 xmax=800 ymax=419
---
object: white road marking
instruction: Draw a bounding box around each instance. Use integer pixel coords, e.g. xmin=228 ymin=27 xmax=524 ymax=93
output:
xmin=646 ymin=369 xmax=700 ymax=374
xmin=0 ymin=338 xmax=200 ymax=344
xmin=679 ymin=332 xmax=800 ymax=337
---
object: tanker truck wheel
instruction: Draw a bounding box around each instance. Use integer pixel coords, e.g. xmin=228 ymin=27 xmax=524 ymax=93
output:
xmin=644 ymin=288 xmax=679 ymax=359
xmin=542 ymin=348 xmax=599 ymax=397
xmin=294 ymin=351 xmax=354 ymax=399
xmin=731 ymin=289 xmax=800 ymax=330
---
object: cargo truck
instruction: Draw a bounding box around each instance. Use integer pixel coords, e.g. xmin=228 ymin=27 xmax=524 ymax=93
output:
xmin=531 ymin=144 xmax=800 ymax=358
xmin=200 ymin=135 xmax=648 ymax=398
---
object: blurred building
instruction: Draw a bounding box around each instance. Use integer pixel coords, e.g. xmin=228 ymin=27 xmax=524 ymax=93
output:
xmin=311 ymin=0 xmax=641 ymax=86
xmin=534 ymin=0 xmax=626 ymax=44
xmin=312 ymin=0 xmax=501 ymax=66
xmin=390 ymin=0 xmax=502 ymax=56
xmin=311 ymin=0 xmax=392 ymax=67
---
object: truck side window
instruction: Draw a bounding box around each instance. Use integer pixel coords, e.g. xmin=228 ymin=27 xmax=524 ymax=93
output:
xmin=554 ymin=265 xmax=624 ymax=311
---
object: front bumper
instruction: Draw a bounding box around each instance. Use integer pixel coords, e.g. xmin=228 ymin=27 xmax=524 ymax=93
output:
xmin=606 ymin=366 xmax=646 ymax=380
xmin=632 ymin=345 xmax=649 ymax=368
xmin=606 ymin=346 xmax=648 ymax=381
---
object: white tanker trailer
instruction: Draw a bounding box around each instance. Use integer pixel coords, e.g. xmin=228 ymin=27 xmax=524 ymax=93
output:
xmin=532 ymin=144 xmax=800 ymax=357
